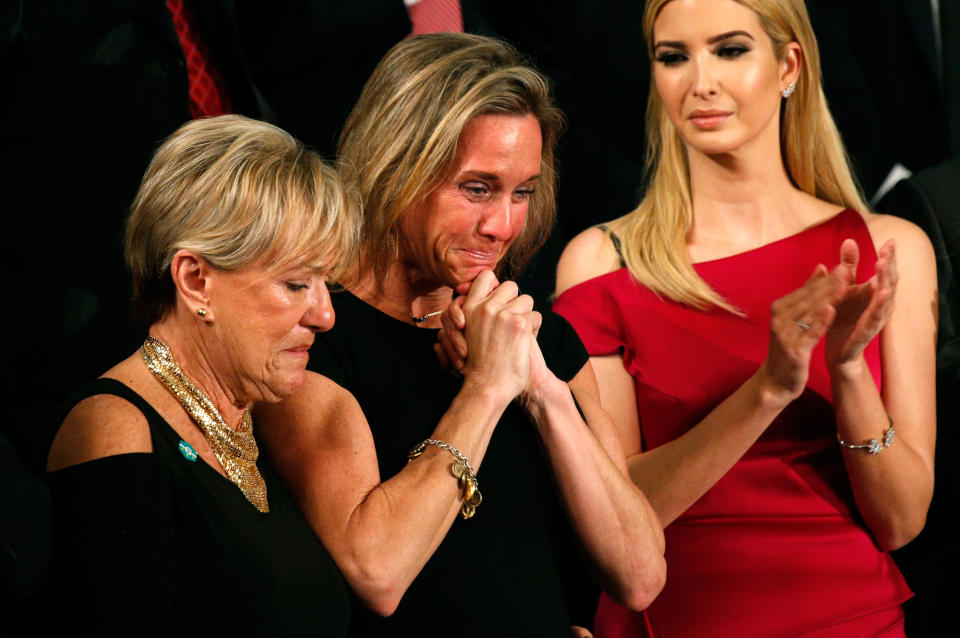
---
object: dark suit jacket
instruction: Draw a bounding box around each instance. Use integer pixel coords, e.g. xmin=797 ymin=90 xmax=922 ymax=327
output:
xmin=234 ymin=0 xmax=411 ymax=159
xmin=878 ymin=156 xmax=960 ymax=350
xmin=0 ymin=0 xmax=263 ymax=454
xmin=809 ymin=0 xmax=948 ymax=199
xmin=878 ymin=155 xmax=960 ymax=638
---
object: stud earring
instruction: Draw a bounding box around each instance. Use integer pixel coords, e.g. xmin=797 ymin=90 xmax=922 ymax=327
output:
xmin=781 ymin=81 xmax=796 ymax=99
xmin=197 ymin=308 xmax=208 ymax=318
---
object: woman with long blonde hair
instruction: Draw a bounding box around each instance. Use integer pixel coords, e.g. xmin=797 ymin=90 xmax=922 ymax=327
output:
xmin=552 ymin=0 xmax=936 ymax=635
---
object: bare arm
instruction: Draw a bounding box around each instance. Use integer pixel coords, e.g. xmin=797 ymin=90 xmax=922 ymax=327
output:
xmin=521 ymin=355 xmax=666 ymax=611
xmin=437 ymin=260 xmax=665 ymax=610
xmin=256 ymin=272 xmax=538 ymax=616
xmin=826 ymin=217 xmax=937 ymax=550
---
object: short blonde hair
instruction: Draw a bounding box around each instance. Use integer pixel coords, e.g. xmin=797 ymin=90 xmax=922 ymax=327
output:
xmin=616 ymin=0 xmax=869 ymax=312
xmin=125 ymin=115 xmax=360 ymax=325
xmin=338 ymin=33 xmax=565 ymax=283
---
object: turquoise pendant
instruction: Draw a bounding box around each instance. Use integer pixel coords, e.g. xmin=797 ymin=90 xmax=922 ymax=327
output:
xmin=178 ymin=440 xmax=198 ymax=462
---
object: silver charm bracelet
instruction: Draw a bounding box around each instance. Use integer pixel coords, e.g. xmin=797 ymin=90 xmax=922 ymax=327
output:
xmin=837 ymin=416 xmax=895 ymax=455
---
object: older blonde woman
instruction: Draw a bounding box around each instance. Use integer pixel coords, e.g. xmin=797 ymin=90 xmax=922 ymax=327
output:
xmin=41 ymin=115 xmax=358 ymax=637
xmin=552 ymin=0 xmax=936 ymax=636
xmin=257 ymin=34 xmax=665 ymax=638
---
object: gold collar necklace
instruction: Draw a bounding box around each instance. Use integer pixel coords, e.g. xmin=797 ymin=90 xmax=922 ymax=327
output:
xmin=141 ymin=336 xmax=269 ymax=512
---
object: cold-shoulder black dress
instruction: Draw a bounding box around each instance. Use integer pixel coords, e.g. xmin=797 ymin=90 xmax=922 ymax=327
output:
xmin=40 ymin=378 xmax=350 ymax=637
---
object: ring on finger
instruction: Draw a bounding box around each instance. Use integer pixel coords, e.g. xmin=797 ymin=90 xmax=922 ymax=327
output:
xmin=796 ymin=318 xmax=811 ymax=331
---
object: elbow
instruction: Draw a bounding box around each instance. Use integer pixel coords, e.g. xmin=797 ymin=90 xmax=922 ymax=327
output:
xmin=610 ymin=554 xmax=667 ymax=612
xmin=870 ymin=503 xmax=929 ymax=552
xmin=875 ymin=513 xmax=928 ymax=552
xmin=864 ymin=475 xmax=933 ymax=552
xmin=358 ymin=588 xmax=403 ymax=618
xmin=340 ymin=561 xmax=408 ymax=617
xmin=607 ymin=508 xmax=668 ymax=611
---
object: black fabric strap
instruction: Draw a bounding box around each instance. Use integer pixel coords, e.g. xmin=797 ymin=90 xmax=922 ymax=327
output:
xmin=36 ymin=378 xmax=160 ymax=471
xmin=597 ymin=224 xmax=627 ymax=268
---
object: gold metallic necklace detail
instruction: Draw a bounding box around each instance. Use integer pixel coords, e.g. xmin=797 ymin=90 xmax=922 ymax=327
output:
xmin=141 ymin=336 xmax=269 ymax=512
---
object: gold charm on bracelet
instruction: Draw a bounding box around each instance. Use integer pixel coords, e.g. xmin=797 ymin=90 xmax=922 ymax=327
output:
xmin=408 ymin=438 xmax=483 ymax=520
xmin=467 ymin=486 xmax=482 ymax=507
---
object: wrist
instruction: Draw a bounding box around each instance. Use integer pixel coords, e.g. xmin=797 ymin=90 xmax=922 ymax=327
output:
xmin=459 ymin=374 xmax=518 ymax=410
xmin=521 ymin=376 xmax=571 ymax=421
xmin=828 ymin=355 xmax=869 ymax=384
xmin=752 ymin=365 xmax=797 ymax=411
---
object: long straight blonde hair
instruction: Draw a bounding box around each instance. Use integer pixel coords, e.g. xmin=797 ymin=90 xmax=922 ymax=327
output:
xmin=617 ymin=0 xmax=870 ymax=312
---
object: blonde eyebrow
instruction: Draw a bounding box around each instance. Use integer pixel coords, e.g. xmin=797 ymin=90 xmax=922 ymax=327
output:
xmin=707 ymin=30 xmax=755 ymax=44
xmin=654 ymin=30 xmax=755 ymax=52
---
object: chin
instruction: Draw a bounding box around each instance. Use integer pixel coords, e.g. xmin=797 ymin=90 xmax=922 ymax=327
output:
xmin=283 ymin=369 xmax=307 ymax=394
xmin=456 ymin=263 xmax=500 ymax=285
xmin=262 ymin=370 xmax=306 ymax=403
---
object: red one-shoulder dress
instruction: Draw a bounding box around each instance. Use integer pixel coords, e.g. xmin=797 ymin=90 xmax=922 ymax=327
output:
xmin=553 ymin=209 xmax=911 ymax=637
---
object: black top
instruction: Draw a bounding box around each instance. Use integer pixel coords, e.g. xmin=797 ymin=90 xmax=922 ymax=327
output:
xmin=0 ymin=432 xmax=51 ymax=606
xmin=40 ymin=378 xmax=350 ymax=637
xmin=308 ymin=291 xmax=593 ymax=637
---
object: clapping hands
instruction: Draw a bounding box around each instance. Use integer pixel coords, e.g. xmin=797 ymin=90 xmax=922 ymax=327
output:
xmin=760 ymin=238 xmax=898 ymax=404
xmin=824 ymin=239 xmax=897 ymax=371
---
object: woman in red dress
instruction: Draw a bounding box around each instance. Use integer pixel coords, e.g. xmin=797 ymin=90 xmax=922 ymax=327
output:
xmin=551 ymin=0 xmax=936 ymax=635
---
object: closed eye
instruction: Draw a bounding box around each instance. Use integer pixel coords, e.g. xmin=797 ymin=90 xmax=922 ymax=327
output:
xmin=655 ymin=51 xmax=688 ymax=66
xmin=512 ymin=188 xmax=536 ymax=202
xmin=716 ymin=44 xmax=750 ymax=59
xmin=460 ymin=183 xmax=491 ymax=202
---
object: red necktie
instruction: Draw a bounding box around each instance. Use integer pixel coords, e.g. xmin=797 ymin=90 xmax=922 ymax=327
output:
xmin=408 ymin=0 xmax=464 ymax=35
xmin=166 ymin=0 xmax=232 ymax=118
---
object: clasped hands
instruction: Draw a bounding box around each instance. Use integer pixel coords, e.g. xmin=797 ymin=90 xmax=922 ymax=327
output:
xmin=433 ymin=270 xmax=560 ymax=404
xmin=761 ymin=237 xmax=898 ymax=403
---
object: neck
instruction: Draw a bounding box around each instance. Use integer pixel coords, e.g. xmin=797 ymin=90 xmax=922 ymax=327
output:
xmin=149 ymin=314 xmax=248 ymax=427
xmin=686 ymin=133 xmax=805 ymax=253
xmin=350 ymin=258 xmax=454 ymax=326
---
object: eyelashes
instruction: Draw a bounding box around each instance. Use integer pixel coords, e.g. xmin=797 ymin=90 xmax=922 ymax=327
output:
xmin=460 ymin=183 xmax=490 ymax=202
xmin=717 ymin=45 xmax=749 ymax=59
xmin=655 ymin=51 xmax=688 ymax=67
xmin=459 ymin=183 xmax=536 ymax=203
xmin=655 ymin=44 xmax=751 ymax=66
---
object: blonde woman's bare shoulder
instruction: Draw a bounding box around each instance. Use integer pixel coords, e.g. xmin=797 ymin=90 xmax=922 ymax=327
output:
xmin=859 ymin=210 xmax=935 ymax=256
xmin=47 ymin=387 xmax=153 ymax=472
xmin=556 ymin=225 xmax=625 ymax=296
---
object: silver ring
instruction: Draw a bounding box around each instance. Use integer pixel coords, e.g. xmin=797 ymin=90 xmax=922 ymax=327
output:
xmin=796 ymin=318 xmax=810 ymax=331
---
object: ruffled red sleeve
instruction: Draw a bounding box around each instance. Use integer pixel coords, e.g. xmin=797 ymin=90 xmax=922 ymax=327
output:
xmin=552 ymin=272 xmax=626 ymax=358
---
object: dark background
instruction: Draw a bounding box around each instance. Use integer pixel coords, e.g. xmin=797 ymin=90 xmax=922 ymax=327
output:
xmin=2 ymin=1 xmax=958 ymax=634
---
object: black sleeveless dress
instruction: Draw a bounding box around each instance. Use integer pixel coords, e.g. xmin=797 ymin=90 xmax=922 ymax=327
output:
xmin=40 ymin=378 xmax=350 ymax=637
